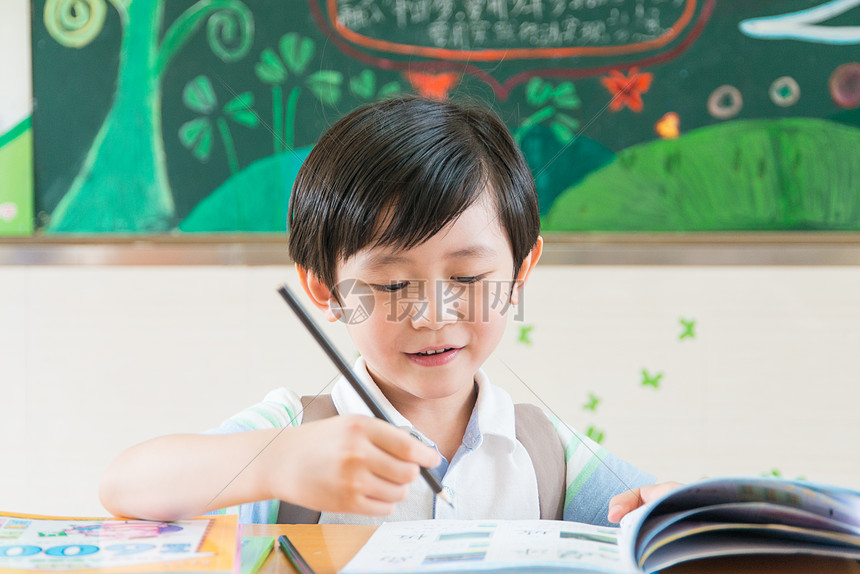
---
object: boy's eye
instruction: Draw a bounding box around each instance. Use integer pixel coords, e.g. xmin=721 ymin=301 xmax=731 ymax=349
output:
xmin=451 ymin=274 xmax=487 ymax=284
xmin=371 ymin=281 xmax=409 ymax=293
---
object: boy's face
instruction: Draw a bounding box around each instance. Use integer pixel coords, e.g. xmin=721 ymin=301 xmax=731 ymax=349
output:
xmin=329 ymin=195 xmax=540 ymax=404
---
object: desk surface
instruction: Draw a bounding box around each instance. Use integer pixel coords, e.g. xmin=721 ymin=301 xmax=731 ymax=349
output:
xmin=242 ymin=524 xmax=375 ymax=574
xmin=242 ymin=524 xmax=860 ymax=574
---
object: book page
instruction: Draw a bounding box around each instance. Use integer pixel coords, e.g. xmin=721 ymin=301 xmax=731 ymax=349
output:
xmin=341 ymin=519 xmax=637 ymax=573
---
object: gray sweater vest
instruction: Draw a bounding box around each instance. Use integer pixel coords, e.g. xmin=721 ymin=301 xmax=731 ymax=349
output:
xmin=277 ymin=395 xmax=565 ymax=523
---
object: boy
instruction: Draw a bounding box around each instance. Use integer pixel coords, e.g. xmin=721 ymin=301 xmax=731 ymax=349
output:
xmin=100 ymin=96 xmax=673 ymax=525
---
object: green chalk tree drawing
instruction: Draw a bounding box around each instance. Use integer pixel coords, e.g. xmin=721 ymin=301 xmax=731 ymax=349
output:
xmin=44 ymin=0 xmax=253 ymax=232
xmin=179 ymin=75 xmax=258 ymax=175
xmin=254 ymin=33 xmax=343 ymax=152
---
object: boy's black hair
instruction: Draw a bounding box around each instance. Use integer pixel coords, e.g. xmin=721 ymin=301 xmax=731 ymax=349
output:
xmin=288 ymin=95 xmax=540 ymax=292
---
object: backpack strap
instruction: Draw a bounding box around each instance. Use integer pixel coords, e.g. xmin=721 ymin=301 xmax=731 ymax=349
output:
xmin=514 ymin=403 xmax=566 ymax=520
xmin=276 ymin=395 xmax=335 ymax=524
xmin=277 ymin=395 xmax=566 ymax=523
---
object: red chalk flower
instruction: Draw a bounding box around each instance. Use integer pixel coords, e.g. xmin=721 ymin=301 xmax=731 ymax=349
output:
xmin=404 ymin=71 xmax=461 ymax=100
xmin=601 ymin=68 xmax=653 ymax=113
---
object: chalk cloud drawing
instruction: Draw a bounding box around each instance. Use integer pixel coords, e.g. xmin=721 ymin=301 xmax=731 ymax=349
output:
xmin=739 ymin=0 xmax=860 ymax=44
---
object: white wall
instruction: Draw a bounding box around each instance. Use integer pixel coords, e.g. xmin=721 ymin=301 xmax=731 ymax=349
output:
xmin=4 ymin=0 xmax=858 ymax=518
xmin=2 ymin=264 xmax=859 ymax=516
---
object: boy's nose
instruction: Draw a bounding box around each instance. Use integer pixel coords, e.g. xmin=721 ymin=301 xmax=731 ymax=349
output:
xmin=409 ymin=285 xmax=463 ymax=328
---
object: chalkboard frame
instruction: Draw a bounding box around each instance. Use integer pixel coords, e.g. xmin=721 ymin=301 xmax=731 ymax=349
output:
xmin=4 ymin=234 xmax=860 ymax=265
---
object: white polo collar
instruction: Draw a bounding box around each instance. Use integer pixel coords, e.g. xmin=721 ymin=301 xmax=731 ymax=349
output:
xmin=330 ymin=357 xmax=412 ymax=429
xmin=330 ymin=357 xmax=518 ymax=449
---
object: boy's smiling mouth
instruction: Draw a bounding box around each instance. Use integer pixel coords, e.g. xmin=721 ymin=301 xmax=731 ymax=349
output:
xmin=407 ymin=346 xmax=462 ymax=366
xmin=415 ymin=347 xmax=455 ymax=356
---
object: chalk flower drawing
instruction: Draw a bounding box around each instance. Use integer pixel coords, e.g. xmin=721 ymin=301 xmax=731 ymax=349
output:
xmin=601 ymin=68 xmax=653 ymax=113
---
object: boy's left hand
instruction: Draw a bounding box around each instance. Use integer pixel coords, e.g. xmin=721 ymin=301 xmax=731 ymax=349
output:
xmin=607 ymin=482 xmax=681 ymax=523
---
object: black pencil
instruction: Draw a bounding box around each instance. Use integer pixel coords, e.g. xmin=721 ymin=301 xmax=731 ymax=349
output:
xmin=277 ymin=283 xmax=453 ymax=507
xmin=278 ymin=534 xmax=315 ymax=574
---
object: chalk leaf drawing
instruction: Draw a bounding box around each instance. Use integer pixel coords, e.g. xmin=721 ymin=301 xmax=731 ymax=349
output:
xmin=179 ymin=76 xmax=258 ymax=174
xmin=641 ymin=369 xmax=663 ymax=389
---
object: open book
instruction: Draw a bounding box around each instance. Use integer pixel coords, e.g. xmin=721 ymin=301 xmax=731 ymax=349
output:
xmin=0 ymin=512 xmax=237 ymax=573
xmin=342 ymin=476 xmax=860 ymax=573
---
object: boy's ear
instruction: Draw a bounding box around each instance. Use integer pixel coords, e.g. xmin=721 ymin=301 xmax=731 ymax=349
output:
xmin=510 ymin=236 xmax=543 ymax=306
xmin=295 ymin=264 xmax=342 ymax=322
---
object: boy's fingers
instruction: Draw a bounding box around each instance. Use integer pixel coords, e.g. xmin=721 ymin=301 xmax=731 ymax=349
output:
xmin=364 ymin=419 xmax=442 ymax=468
xmin=607 ymin=488 xmax=642 ymax=523
xmin=352 ymin=496 xmax=398 ymax=516
xmin=345 ymin=431 xmax=424 ymax=486
xmin=370 ymin=452 xmax=423 ymax=486
xmin=607 ymin=482 xmax=682 ymax=523
xmin=339 ymin=465 xmax=411 ymax=506
xmin=643 ymin=482 xmax=682 ymax=500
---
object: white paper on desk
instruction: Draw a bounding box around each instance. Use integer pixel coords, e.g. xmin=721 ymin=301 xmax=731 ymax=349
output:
xmin=341 ymin=519 xmax=637 ymax=573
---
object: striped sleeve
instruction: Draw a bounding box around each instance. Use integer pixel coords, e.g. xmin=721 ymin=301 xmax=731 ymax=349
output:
xmin=205 ymin=387 xmax=304 ymax=434
xmin=548 ymin=414 xmax=655 ymax=527
xmin=202 ymin=388 xmax=304 ymax=524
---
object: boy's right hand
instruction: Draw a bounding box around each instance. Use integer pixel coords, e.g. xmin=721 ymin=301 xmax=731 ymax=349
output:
xmin=266 ymin=415 xmax=442 ymax=516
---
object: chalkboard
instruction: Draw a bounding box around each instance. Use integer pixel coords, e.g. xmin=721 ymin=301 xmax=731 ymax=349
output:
xmin=30 ymin=0 xmax=860 ymax=233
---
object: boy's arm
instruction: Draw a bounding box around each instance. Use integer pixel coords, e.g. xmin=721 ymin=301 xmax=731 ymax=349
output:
xmin=101 ymin=388 xmax=305 ymax=521
xmin=99 ymin=415 xmax=441 ymax=522
xmin=100 ymin=428 xmax=286 ymax=521
xmin=548 ymin=413 xmax=656 ymax=526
